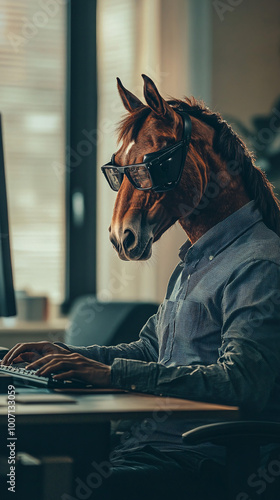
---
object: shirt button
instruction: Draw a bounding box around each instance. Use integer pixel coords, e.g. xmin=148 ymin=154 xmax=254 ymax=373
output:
xmin=209 ymin=255 xmax=214 ymax=261
xmin=130 ymin=384 xmax=136 ymax=391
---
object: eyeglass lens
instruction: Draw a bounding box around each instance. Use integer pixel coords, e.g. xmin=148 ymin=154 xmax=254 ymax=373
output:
xmin=106 ymin=167 xmax=123 ymax=191
xmin=128 ymin=165 xmax=153 ymax=189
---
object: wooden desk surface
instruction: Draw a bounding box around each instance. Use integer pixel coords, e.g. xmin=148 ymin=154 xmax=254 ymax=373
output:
xmin=0 ymin=392 xmax=239 ymax=424
xmin=0 ymin=391 xmax=239 ymax=479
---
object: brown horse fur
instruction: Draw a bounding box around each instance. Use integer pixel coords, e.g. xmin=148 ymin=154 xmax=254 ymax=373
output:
xmin=108 ymin=75 xmax=280 ymax=261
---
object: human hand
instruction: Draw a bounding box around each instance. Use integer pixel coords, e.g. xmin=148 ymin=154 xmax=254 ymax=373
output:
xmin=1 ymin=341 xmax=70 ymax=366
xmin=26 ymin=352 xmax=111 ymax=387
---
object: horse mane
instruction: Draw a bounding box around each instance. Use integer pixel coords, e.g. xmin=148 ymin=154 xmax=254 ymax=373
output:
xmin=117 ymin=97 xmax=280 ymax=236
xmin=170 ymin=97 xmax=280 ymax=236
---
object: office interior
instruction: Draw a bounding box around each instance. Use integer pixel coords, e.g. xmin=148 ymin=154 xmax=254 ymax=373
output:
xmin=0 ymin=0 xmax=279 ymax=347
xmin=0 ymin=1 xmax=280 ymax=499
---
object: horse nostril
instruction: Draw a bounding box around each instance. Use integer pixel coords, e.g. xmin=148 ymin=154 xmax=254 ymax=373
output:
xmin=109 ymin=233 xmax=119 ymax=252
xmin=122 ymin=229 xmax=137 ymax=252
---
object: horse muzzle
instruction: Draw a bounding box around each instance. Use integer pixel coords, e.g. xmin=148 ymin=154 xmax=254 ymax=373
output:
xmin=109 ymin=220 xmax=154 ymax=261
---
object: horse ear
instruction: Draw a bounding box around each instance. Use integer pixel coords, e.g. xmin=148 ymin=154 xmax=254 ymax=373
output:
xmin=142 ymin=74 xmax=175 ymax=120
xmin=117 ymin=78 xmax=144 ymax=113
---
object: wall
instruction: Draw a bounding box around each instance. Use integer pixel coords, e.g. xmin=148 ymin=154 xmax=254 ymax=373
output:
xmin=212 ymin=0 xmax=280 ymax=126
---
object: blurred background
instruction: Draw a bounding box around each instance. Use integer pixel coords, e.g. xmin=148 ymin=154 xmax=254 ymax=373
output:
xmin=0 ymin=0 xmax=279 ymax=320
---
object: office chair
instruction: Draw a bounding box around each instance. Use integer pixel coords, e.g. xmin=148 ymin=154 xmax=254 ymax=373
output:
xmin=65 ymin=295 xmax=158 ymax=347
xmin=183 ymin=420 xmax=280 ymax=500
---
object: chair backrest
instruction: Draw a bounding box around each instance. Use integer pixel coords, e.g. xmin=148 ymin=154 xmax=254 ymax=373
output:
xmin=65 ymin=295 xmax=158 ymax=347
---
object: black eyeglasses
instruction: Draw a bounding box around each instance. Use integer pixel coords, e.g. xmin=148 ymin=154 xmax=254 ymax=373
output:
xmin=101 ymin=111 xmax=192 ymax=193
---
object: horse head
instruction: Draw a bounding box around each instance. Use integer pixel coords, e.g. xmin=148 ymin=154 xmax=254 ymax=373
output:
xmin=103 ymin=75 xmax=279 ymax=261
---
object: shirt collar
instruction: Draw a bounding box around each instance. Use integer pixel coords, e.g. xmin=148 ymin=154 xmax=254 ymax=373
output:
xmin=179 ymin=201 xmax=263 ymax=263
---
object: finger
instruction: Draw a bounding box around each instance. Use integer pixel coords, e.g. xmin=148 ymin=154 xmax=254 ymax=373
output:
xmin=13 ymin=352 xmax=41 ymax=365
xmin=52 ymin=370 xmax=80 ymax=380
xmin=10 ymin=356 xmax=24 ymax=364
xmin=1 ymin=344 xmax=23 ymax=365
xmin=35 ymin=359 xmax=76 ymax=377
xmin=26 ymin=354 xmax=62 ymax=371
xmin=16 ymin=352 xmax=41 ymax=363
xmin=12 ymin=353 xmax=38 ymax=364
xmin=52 ymin=369 xmax=90 ymax=382
xmin=32 ymin=352 xmax=84 ymax=371
xmin=36 ymin=361 xmax=65 ymax=376
xmin=2 ymin=343 xmax=42 ymax=366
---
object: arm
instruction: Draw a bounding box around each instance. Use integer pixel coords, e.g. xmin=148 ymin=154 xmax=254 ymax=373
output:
xmin=111 ymin=260 xmax=280 ymax=412
xmin=12 ymin=312 xmax=159 ymax=386
xmin=1 ymin=310 xmax=159 ymax=368
xmin=55 ymin=311 xmax=159 ymax=365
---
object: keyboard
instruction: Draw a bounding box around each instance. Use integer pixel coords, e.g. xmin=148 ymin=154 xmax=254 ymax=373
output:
xmin=0 ymin=362 xmax=90 ymax=389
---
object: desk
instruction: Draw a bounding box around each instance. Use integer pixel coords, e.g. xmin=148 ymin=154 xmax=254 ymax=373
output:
xmin=0 ymin=319 xmax=67 ymax=349
xmin=0 ymin=390 xmax=238 ymax=498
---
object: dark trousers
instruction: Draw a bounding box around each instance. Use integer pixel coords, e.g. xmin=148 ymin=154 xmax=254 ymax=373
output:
xmin=86 ymin=445 xmax=226 ymax=500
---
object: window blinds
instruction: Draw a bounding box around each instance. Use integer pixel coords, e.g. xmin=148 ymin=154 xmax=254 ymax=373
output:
xmin=96 ymin=0 xmax=139 ymax=300
xmin=0 ymin=1 xmax=66 ymax=303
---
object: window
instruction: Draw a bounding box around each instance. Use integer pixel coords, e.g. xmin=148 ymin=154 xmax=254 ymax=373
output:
xmin=96 ymin=0 xmax=137 ymax=300
xmin=0 ymin=1 xmax=66 ymax=304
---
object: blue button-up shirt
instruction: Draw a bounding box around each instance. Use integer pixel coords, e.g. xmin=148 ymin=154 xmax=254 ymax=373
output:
xmin=62 ymin=201 xmax=280 ymax=452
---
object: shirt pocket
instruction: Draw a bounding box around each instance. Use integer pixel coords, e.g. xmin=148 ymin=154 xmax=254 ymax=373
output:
xmin=170 ymin=299 xmax=220 ymax=366
xmin=175 ymin=299 xmax=203 ymax=340
xmin=157 ymin=299 xmax=213 ymax=366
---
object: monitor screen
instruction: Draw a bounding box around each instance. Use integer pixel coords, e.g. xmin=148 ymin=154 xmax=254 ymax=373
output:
xmin=0 ymin=115 xmax=16 ymax=317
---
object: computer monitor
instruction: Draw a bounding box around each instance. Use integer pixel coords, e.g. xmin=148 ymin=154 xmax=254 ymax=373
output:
xmin=0 ymin=114 xmax=16 ymax=317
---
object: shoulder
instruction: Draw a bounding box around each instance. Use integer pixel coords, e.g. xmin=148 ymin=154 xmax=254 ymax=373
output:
xmin=233 ymin=221 xmax=280 ymax=267
xmin=221 ymin=223 xmax=280 ymax=293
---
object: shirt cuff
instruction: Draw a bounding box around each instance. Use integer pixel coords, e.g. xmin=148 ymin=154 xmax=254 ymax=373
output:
xmin=54 ymin=341 xmax=72 ymax=351
xmin=111 ymin=358 xmax=159 ymax=393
